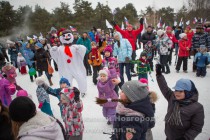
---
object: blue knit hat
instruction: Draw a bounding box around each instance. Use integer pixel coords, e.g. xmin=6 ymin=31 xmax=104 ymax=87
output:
xmin=35 ymin=42 xmax=43 ymax=48
xmin=59 ymin=78 xmax=70 ymax=86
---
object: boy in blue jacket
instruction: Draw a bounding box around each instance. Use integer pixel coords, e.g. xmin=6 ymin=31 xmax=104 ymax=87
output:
xmin=194 ymin=45 xmax=209 ymax=77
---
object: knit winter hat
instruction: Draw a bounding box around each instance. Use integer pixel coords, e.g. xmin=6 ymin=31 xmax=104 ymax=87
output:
xmin=9 ymin=97 xmax=36 ymax=122
xmin=104 ymin=45 xmax=113 ymax=53
xmin=122 ymin=80 xmax=149 ymax=102
xmin=166 ymin=26 xmax=172 ymax=31
xmin=35 ymin=42 xmax=43 ymax=48
xmin=16 ymin=90 xmax=28 ymax=97
xmin=60 ymin=87 xmax=75 ymax=102
xmin=179 ymin=33 xmax=187 ymax=39
xmin=35 ymin=75 xmax=46 ymax=86
xmin=157 ymin=29 xmax=164 ymax=36
xmin=50 ymin=27 xmax=57 ymax=33
xmin=99 ymin=69 xmax=110 ymax=77
xmin=186 ymin=25 xmax=191 ymax=30
xmin=196 ymin=23 xmax=204 ymax=29
xmin=127 ymin=24 xmax=133 ymax=28
xmin=200 ymin=45 xmax=206 ymax=53
xmin=59 ymin=77 xmax=70 ymax=86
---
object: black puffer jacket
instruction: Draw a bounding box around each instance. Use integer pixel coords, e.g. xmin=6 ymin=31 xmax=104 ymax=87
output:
xmin=157 ymin=75 xmax=204 ymax=140
xmin=112 ymin=97 xmax=154 ymax=140
xmin=34 ymin=48 xmax=49 ymax=72
xmin=206 ymin=33 xmax=210 ymax=50
xmin=192 ymin=32 xmax=207 ymax=50
xmin=141 ymin=32 xmax=156 ymax=46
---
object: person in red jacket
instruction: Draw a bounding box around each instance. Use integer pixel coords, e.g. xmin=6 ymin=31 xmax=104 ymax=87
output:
xmin=176 ymin=33 xmax=191 ymax=73
xmin=111 ymin=18 xmax=144 ymax=73
xmin=166 ymin=26 xmax=178 ymax=65
xmin=185 ymin=26 xmax=194 ymax=59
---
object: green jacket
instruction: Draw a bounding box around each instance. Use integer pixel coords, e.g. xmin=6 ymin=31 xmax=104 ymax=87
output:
xmin=76 ymin=37 xmax=91 ymax=54
xmin=131 ymin=59 xmax=151 ymax=74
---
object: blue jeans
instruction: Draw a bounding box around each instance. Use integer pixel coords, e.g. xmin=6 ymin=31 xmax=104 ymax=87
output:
xmin=119 ymin=63 xmax=131 ymax=85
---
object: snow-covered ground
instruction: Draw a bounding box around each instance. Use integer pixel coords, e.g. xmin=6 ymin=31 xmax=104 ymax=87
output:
xmin=14 ymin=49 xmax=210 ymax=140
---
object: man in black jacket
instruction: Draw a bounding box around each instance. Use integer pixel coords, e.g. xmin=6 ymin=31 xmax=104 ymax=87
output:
xmin=141 ymin=26 xmax=156 ymax=47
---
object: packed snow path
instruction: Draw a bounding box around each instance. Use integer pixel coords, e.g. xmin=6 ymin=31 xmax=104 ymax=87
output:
xmin=15 ymin=49 xmax=210 ymax=140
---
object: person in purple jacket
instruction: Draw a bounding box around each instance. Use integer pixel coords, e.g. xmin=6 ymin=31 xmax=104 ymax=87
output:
xmin=97 ymin=68 xmax=118 ymax=125
xmin=0 ymin=74 xmax=16 ymax=106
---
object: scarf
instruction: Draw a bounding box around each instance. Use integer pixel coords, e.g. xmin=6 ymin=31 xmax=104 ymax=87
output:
xmin=64 ymin=44 xmax=73 ymax=58
xmin=165 ymin=99 xmax=192 ymax=126
xmin=91 ymin=48 xmax=99 ymax=60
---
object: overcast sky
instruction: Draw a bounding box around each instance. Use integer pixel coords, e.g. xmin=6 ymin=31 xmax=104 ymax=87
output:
xmin=8 ymin=0 xmax=185 ymax=13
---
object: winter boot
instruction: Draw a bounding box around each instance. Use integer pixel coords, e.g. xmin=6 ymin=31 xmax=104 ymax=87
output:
xmin=49 ymin=79 xmax=53 ymax=86
xmin=81 ymin=93 xmax=86 ymax=98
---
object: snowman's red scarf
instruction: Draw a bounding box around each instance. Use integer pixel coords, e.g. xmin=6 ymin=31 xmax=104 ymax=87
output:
xmin=64 ymin=44 xmax=73 ymax=58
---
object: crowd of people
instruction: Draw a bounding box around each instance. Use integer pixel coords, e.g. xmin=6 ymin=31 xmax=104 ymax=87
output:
xmin=0 ymin=17 xmax=209 ymax=140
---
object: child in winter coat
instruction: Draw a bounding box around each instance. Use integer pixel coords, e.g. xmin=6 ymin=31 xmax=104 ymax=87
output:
xmin=17 ymin=53 xmax=27 ymax=75
xmin=156 ymin=30 xmax=173 ymax=74
xmin=35 ymin=75 xmax=53 ymax=116
xmin=176 ymin=33 xmax=191 ymax=73
xmin=0 ymin=98 xmax=14 ymax=140
xmin=40 ymin=77 xmax=70 ymax=116
xmin=88 ymin=41 xmax=103 ymax=85
xmin=111 ymin=80 xmax=154 ymax=140
xmin=0 ymin=74 xmax=16 ymax=107
xmin=8 ymin=43 xmax=19 ymax=68
xmin=102 ymin=45 xmax=120 ymax=93
xmin=60 ymin=87 xmax=84 ymax=140
xmin=144 ymin=41 xmax=155 ymax=71
xmin=2 ymin=62 xmax=22 ymax=90
xmin=131 ymin=52 xmax=151 ymax=80
xmin=194 ymin=46 xmax=209 ymax=77
xmin=97 ymin=68 xmax=118 ymax=125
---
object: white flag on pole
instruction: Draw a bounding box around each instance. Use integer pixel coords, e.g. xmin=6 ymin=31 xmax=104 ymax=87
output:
xmin=186 ymin=20 xmax=190 ymax=25
xmin=121 ymin=22 xmax=125 ymax=30
xmin=106 ymin=19 xmax=113 ymax=29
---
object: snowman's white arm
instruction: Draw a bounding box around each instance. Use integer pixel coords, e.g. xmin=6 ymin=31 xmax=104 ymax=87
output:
xmin=49 ymin=46 xmax=59 ymax=64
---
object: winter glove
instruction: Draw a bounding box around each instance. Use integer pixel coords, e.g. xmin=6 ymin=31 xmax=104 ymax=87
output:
xmin=74 ymin=87 xmax=80 ymax=102
xmin=110 ymin=21 xmax=117 ymax=26
xmin=107 ymin=98 xmax=112 ymax=102
xmin=139 ymin=18 xmax=144 ymax=25
xmin=175 ymin=137 xmax=186 ymax=140
xmin=38 ymin=102 xmax=43 ymax=109
xmin=125 ymin=57 xmax=130 ymax=63
xmin=2 ymin=73 xmax=7 ymax=78
xmin=155 ymin=64 xmax=162 ymax=76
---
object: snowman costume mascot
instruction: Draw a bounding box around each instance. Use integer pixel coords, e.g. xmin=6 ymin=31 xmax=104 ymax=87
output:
xmin=50 ymin=29 xmax=87 ymax=97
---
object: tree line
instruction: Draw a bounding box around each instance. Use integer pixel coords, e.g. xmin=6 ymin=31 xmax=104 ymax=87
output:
xmin=0 ymin=0 xmax=209 ymax=38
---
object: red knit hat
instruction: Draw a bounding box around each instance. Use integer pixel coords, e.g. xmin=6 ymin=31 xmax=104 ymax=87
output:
xmin=127 ymin=24 xmax=133 ymax=28
xmin=166 ymin=26 xmax=172 ymax=31
xmin=186 ymin=25 xmax=191 ymax=30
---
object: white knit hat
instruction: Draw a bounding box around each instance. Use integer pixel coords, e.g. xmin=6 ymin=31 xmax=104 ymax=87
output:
xmin=99 ymin=69 xmax=109 ymax=77
xmin=35 ymin=75 xmax=46 ymax=86
xmin=157 ymin=29 xmax=164 ymax=36
xmin=179 ymin=33 xmax=187 ymax=39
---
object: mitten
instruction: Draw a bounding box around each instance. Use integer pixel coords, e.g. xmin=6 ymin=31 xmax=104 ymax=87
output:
xmin=125 ymin=57 xmax=130 ymax=63
xmin=155 ymin=64 xmax=162 ymax=76
xmin=110 ymin=21 xmax=117 ymax=26
xmin=74 ymin=87 xmax=80 ymax=102
xmin=38 ymin=102 xmax=43 ymax=109
xmin=139 ymin=18 xmax=144 ymax=25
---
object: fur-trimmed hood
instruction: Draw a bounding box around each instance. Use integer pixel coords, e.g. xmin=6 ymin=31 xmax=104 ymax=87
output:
xmin=18 ymin=112 xmax=64 ymax=140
